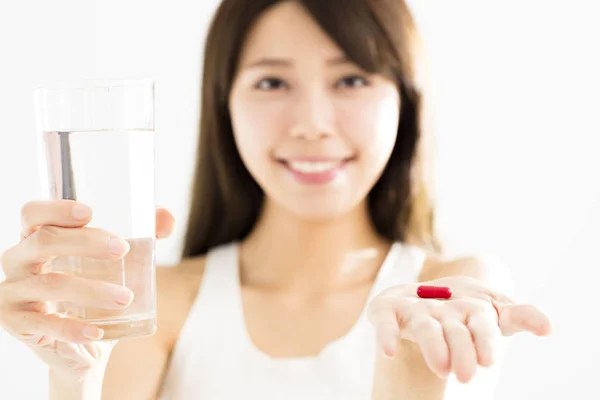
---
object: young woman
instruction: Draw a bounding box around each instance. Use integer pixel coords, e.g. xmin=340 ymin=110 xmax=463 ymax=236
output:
xmin=0 ymin=1 xmax=551 ymax=399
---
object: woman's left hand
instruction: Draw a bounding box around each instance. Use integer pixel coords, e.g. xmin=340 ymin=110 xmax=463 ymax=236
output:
xmin=367 ymin=276 xmax=552 ymax=383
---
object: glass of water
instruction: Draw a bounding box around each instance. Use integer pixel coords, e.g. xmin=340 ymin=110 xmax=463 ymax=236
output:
xmin=33 ymin=78 xmax=156 ymax=340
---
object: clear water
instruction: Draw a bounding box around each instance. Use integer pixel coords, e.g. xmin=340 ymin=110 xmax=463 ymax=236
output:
xmin=42 ymin=129 xmax=157 ymax=339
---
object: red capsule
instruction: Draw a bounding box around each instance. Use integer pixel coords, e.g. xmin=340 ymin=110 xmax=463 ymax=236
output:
xmin=417 ymin=285 xmax=452 ymax=299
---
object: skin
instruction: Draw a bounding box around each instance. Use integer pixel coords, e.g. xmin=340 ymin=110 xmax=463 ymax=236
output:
xmin=0 ymin=2 xmax=551 ymax=399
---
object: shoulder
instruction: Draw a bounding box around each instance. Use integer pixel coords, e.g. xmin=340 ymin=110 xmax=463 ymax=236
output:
xmin=419 ymin=253 xmax=515 ymax=296
xmin=155 ymin=255 xmax=207 ymax=349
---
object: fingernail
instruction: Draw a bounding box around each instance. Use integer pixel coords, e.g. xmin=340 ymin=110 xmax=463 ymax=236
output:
xmin=157 ymin=224 xmax=173 ymax=239
xmin=71 ymin=204 xmax=92 ymax=220
xmin=437 ymin=372 xmax=449 ymax=380
xmin=108 ymin=238 xmax=130 ymax=255
xmin=82 ymin=326 xmax=104 ymax=340
xmin=381 ymin=343 xmax=397 ymax=359
xmin=113 ymin=287 xmax=134 ymax=306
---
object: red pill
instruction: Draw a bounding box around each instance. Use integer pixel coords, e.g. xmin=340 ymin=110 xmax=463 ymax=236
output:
xmin=417 ymin=285 xmax=452 ymax=299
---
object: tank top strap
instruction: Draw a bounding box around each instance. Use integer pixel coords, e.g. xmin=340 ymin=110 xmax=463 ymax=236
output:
xmin=158 ymin=242 xmax=240 ymax=400
xmin=192 ymin=241 xmax=240 ymax=312
xmin=368 ymin=242 xmax=427 ymax=300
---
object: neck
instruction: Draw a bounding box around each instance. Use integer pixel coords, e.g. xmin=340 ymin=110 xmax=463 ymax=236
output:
xmin=240 ymin=199 xmax=391 ymax=292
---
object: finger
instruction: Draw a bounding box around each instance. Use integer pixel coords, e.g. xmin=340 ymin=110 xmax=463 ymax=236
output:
xmin=2 ymin=226 xmax=130 ymax=280
xmin=410 ymin=316 xmax=450 ymax=377
xmin=83 ymin=343 xmax=101 ymax=360
xmin=6 ymin=272 xmax=133 ymax=309
xmin=443 ymin=320 xmax=477 ymax=384
xmin=55 ymin=342 xmax=98 ymax=367
xmin=20 ymin=200 xmax=92 ymax=239
xmin=368 ymin=296 xmax=413 ymax=358
xmin=467 ymin=312 xmax=501 ymax=367
xmin=371 ymin=310 xmax=401 ymax=358
xmin=5 ymin=311 xmax=104 ymax=344
xmin=498 ymin=304 xmax=552 ymax=337
xmin=155 ymin=207 xmax=175 ymax=239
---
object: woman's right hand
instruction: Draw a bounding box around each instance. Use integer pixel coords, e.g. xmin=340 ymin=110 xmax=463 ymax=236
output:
xmin=0 ymin=200 xmax=175 ymax=381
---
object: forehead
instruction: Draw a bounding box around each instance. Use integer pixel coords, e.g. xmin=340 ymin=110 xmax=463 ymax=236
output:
xmin=238 ymin=1 xmax=344 ymax=63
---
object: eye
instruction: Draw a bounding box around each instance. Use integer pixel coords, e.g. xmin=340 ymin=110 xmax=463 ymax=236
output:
xmin=255 ymin=77 xmax=288 ymax=91
xmin=337 ymin=75 xmax=370 ymax=88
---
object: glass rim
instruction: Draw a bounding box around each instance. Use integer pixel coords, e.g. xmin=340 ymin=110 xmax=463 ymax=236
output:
xmin=33 ymin=78 xmax=154 ymax=92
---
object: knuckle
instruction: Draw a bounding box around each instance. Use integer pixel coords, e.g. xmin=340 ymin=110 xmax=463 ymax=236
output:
xmin=36 ymin=272 xmax=67 ymax=289
xmin=446 ymin=298 xmax=479 ymax=315
xmin=2 ymin=242 xmax=26 ymax=277
xmin=367 ymin=297 xmax=383 ymax=313
xmin=79 ymin=228 xmax=101 ymax=248
xmin=442 ymin=319 xmax=465 ymax=332
xmin=389 ymin=298 xmax=413 ymax=322
xmin=0 ymin=282 xmax=14 ymax=308
xmin=411 ymin=317 xmax=434 ymax=332
xmin=24 ymin=301 xmax=48 ymax=313
xmin=0 ymin=251 xmax=10 ymax=274
xmin=20 ymin=202 xmax=36 ymax=224
xmin=29 ymin=226 xmax=58 ymax=255
xmin=20 ymin=334 xmax=42 ymax=347
xmin=367 ymin=300 xmax=387 ymax=323
xmin=54 ymin=316 xmax=69 ymax=336
xmin=379 ymin=320 xmax=399 ymax=336
xmin=67 ymin=227 xmax=102 ymax=252
xmin=476 ymin=334 xmax=497 ymax=350
xmin=0 ymin=284 xmax=6 ymax=306
xmin=36 ymin=226 xmax=60 ymax=245
xmin=55 ymin=317 xmax=80 ymax=341
xmin=470 ymin=311 xmax=497 ymax=327
xmin=4 ymin=311 xmax=37 ymax=338
xmin=22 ymin=312 xmax=42 ymax=332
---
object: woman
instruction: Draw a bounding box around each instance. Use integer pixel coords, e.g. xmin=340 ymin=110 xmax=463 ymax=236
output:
xmin=0 ymin=0 xmax=551 ymax=399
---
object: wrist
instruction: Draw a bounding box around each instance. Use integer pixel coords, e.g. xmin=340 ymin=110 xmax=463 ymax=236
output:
xmin=48 ymin=340 xmax=116 ymax=400
xmin=372 ymin=340 xmax=447 ymax=400
xmin=49 ymin=364 xmax=107 ymax=400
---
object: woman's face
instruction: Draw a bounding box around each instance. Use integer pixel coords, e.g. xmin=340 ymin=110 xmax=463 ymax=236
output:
xmin=229 ymin=1 xmax=400 ymax=220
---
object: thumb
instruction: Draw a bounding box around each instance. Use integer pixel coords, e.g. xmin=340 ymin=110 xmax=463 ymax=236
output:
xmin=495 ymin=302 xmax=552 ymax=337
xmin=155 ymin=207 xmax=175 ymax=239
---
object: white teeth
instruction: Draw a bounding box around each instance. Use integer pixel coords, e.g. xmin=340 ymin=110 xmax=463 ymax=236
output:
xmin=287 ymin=161 xmax=340 ymax=173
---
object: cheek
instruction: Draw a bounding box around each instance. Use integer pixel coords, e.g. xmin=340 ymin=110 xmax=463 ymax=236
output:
xmin=337 ymin=92 xmax=400 ymax=165
xmin=229 ymin=94 xmax=289 ymax=164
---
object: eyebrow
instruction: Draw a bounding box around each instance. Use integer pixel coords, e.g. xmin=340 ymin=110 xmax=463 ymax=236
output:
xmin=242 ymin=55 xmax=351 ymax=69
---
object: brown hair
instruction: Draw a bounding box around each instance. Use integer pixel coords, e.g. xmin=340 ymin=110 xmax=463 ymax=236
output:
xmin=182 ymin=0 xmax=440 ymax=258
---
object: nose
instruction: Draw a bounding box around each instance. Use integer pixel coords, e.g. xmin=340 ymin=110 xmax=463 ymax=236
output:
xmin=290 ymin=88 xmax=335 ymax=140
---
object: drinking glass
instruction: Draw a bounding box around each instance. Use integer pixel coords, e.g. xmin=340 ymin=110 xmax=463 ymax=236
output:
xmin=33 ymin=78 xmax=157 ymax=340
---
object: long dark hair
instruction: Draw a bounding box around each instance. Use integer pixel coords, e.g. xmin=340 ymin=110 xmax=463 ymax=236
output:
xmin=182 ymin=0 xmax=440 ymax=258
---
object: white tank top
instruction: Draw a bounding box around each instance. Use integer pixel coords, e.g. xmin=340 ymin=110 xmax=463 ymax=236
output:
xmin=159 ymin=242 xmax=500 ymax=399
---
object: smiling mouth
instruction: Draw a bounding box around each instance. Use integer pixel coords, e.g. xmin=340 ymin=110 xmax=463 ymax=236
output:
xmin=277 ymin=157 xmax=355 ymax=173
xmin=274 ymin=156 xmax=356 ymax=184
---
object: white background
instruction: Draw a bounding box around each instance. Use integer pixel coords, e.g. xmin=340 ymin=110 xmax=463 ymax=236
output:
xmin=0 ymin=1 xmax=598 ymax=398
